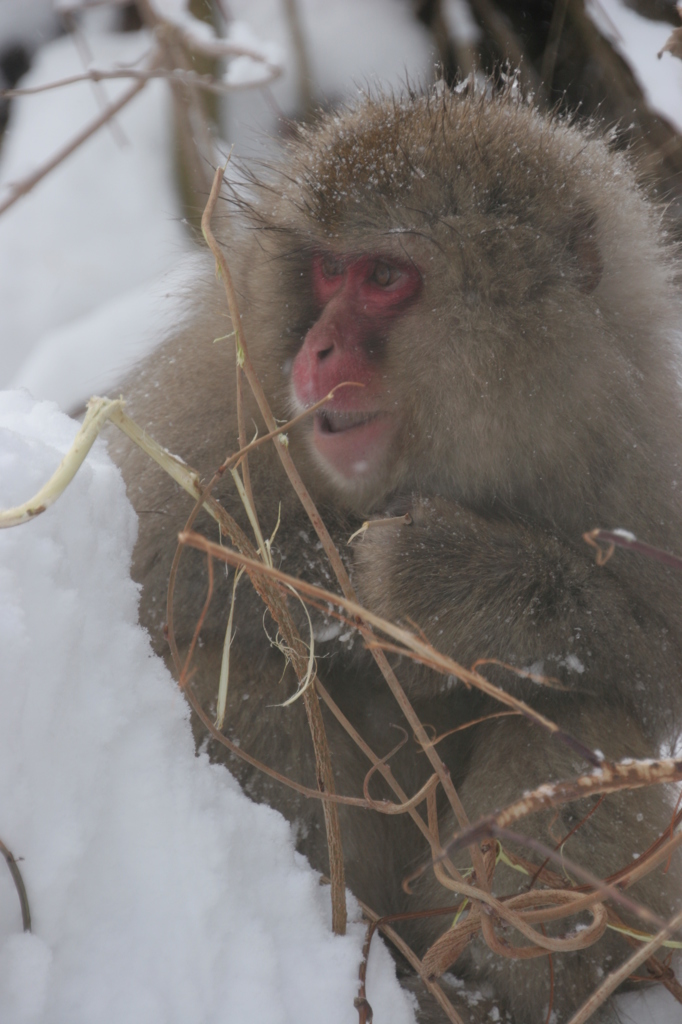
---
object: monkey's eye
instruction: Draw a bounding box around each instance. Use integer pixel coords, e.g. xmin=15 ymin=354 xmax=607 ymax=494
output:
xmin=370 ymin=261 xmax=401 ymax=287
xmin=321 ymin=254 xmax=344 ymax=279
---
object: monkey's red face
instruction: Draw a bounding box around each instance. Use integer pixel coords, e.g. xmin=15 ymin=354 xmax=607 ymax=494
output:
xmin=291 ymin=252 xmax=422 ymax=484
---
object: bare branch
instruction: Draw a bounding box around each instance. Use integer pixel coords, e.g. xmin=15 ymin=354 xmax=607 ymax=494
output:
xmin=567 ymin=903 xmax=682 ymax=1024
xmin=0 ymin=67 xmax=151 ymax=218
xmin=584 ymin=527 xmax=682 ymax=572
xmin=0 ymin=838 xmax=31 ymax=932
xmin=1 ymin=63 xmax=281 ymax=100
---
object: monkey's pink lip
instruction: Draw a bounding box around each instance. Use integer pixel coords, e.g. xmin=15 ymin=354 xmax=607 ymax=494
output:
xmin=313 ymin=410 xmax=392 ymax=477
xmin=316 ymin=410 xmax=380 ymax=434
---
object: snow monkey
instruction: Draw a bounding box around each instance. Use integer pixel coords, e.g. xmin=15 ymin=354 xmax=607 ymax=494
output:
xmin=113 ymin=88 xmax=682 ymax=1022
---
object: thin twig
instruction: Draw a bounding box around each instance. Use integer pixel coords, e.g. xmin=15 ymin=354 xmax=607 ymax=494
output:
xmin=540 ymin=0 xmax=570 ymax=90
xmin=1 ymin=63 xmax=281 ymax=99
xmin=184 ymin=677 xmax=372 ymax=807
xmin=0 ymin=62 xmax=154 ymax=218
xmin=487 ymin=758 xmax=682 ymax=833
xmin=0 ymin=838 xmax=30 ymax=932
xmin=314 ymin=679 xmax=466 ymax=880
xmin=0 ymin=397 xmax=125 ymax=526
xmin=63 ymin=14 xmax=128 ymax=146
xmin=347 ymin=513 xmax=412 ymax=545
xmin=354 ymin=896 xmax=465 ymax=1024
xmin=567 ymin=903 xmax=682 ymax=1024
xmin=528 ymin=795 xmax=606 ymax=891
xmin=584 ymin=527 xmax=682 ymax=572
xmin=439 ymin=825 xmax=671 ymax=933
xmin=221 ymin=382 xmax=364 ymax=474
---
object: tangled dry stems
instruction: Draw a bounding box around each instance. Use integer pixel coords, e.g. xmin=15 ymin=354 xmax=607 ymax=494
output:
xmin=174 ymin=165 xmax=682 ymax=1023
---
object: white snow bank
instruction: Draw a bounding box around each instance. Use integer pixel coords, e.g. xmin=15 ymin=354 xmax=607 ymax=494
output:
xmin=0 ymin=30 xmax=189 ymax=385
xmin=10 ymin=255 xmax=205 ymax=413
xmin=0 ymin=390 xmax=415 ymax=1024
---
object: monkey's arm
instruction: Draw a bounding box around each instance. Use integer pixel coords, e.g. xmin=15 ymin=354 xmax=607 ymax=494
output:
xmin=360 ymin=499 xmax=682 ymax=1023
xmin=353 ymin=496 xmax=675 ymax=722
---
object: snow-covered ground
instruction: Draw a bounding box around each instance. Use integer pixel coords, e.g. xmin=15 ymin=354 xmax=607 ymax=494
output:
xmin=1 ymin=1 xmax=682 ymax=1021
xmin=0 ymin=392 xmax=677 ymax=1024
xmin=0 ymin=391 xmax=415 ymax=1024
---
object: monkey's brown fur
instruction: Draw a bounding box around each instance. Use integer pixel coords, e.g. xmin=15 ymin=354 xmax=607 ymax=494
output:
xmin=112 ymin=89 xmax=682 ymax=1023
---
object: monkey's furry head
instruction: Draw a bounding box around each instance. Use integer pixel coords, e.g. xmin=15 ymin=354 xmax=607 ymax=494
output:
xmin=235 ymin=88 xmax=682 ymax=539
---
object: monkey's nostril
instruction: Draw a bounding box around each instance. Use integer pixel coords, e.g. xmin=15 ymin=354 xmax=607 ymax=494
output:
xmin=317 ymin=346 xmax=334 ymax=361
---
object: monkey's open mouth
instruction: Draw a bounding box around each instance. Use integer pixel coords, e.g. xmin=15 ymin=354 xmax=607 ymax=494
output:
xmin=316 ymin=410 xmax=380 ymax=434
xmin=312 ymin=409 xmax=394 ymax=479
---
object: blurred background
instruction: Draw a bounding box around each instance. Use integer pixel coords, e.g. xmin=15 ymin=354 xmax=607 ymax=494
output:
xmin=2 ymin=0 xmax=682 ymax=411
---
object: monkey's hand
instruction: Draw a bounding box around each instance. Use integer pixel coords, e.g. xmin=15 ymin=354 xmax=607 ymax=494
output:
xmin=352 ymin=494 xmax=515 ymax=638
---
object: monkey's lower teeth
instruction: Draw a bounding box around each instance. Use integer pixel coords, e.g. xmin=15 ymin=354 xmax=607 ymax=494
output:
xmin=319 ymin=412 xmax=376 ymax=434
